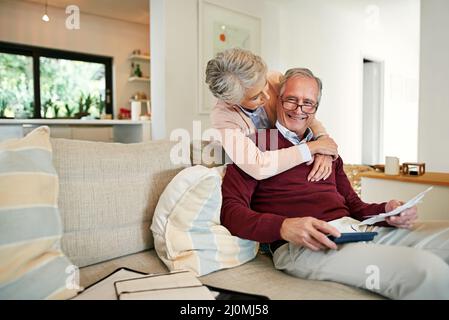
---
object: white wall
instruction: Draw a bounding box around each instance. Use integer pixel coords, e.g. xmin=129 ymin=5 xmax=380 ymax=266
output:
xmin=0 ymin=0 xmax=149 ymax=117
xmin=150 ymin=0 xmax=281 ymax=139
xmin=278 ymin=0 xmax=420 ymax=164
xmin=418 ymin=0 xmax=449 ymax=173
xmin=150 ymin=0 xmax=166 ymax=140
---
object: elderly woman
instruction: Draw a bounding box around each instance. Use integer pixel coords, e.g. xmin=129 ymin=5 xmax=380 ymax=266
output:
xmin=206 ymin=48 xmax=338 ymax=181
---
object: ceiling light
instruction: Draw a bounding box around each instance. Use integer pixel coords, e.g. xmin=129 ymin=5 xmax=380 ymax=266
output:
xmin=42 ymin=1 xmax=50 ymax=22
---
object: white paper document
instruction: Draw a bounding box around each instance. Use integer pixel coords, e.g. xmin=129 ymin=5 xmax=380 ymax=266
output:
xmin=328 ymin=216 xmax=365 ymax=233
xmin=359 ymin=186 xmax=433 ymax=226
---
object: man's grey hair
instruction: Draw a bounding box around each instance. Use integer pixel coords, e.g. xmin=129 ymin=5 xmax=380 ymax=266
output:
xmin=205 ymin=48 xmax=268 ymax=104
xmin=280 ymin=68 xmax=323 ymax=103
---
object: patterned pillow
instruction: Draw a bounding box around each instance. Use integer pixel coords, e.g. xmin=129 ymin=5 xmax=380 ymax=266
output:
xmin=151 ymin=165 xmax=258 ymax=276
xmin=0 ymin=126 xmax=78 ymax=299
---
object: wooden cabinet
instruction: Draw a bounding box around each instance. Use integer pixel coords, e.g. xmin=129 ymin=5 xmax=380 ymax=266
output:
xmin=360 ymin=171 xmax=449 ymax=221
xmin=71 ymin=126 xmax=113 ymax=142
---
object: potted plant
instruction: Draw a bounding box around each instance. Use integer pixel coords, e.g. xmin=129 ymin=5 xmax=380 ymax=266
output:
xmin=74 ymin=93 xmax=90 ymax=119
xmin=84 ymin=93 xmax=93 ymax=114
xmin=97 ymin=96 xmax=105 ymax=119
xmin=64 ymin=103 xmax=74 ymax=118
xmin=0 ymin=99 xmax=7 ymax=118
xmin=53 ymin=104 xmax=60 ymax=118
xmin=42 ymin=99 xmax=53 ymax=118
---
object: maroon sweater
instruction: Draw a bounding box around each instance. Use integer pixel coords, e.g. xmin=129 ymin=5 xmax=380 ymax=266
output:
xmin=221 ymin=131 xmax=387 ymax=243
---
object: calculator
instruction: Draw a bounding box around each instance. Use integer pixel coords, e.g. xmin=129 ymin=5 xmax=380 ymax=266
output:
xmin=327 ymin=232 xmax=378 ymax=244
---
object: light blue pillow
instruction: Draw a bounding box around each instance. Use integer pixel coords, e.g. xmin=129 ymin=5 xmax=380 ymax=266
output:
xmin=0 ymin=126 xmax=78 ymax=299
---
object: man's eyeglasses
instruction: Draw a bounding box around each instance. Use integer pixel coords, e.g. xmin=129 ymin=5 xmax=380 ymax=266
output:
xmin=280 ymin=98 xmax=319 ymax=114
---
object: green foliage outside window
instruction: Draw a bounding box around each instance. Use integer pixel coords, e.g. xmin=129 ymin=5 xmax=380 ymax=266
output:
xmin=0 ymin=53 xmax=34 ymax=118
xmin=40 ymin=57 xmax=106 ymax=118
xmin=0 ymin=52 xmax=107 ymax=119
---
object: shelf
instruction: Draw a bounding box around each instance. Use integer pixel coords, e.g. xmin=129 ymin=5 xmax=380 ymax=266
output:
xmin=359 ymin=171 xmax=449 ymax=187
xmin=128 ymin=77 xmax=151 ymax=83
xmin=128 ymin=54 xmax=150 ymax=61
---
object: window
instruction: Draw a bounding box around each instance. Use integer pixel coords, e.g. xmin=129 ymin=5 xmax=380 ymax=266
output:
xmin=0 ymin=41 xmax=113 ymax=119
xmin=0 ymin=52 xmax=34 ymax=118
xmin=40 ymin=57 xmax=107 ymax=119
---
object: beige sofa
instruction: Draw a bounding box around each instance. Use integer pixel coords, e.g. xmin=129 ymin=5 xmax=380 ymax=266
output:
xmin=51 ymin=137 xmax=382 ymax=300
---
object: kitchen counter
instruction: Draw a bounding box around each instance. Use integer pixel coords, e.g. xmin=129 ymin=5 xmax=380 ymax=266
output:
xmin=0 ymin=119 xmax=150 ymax=125
xmin=0 ymin=119 xmax=152 ymax=143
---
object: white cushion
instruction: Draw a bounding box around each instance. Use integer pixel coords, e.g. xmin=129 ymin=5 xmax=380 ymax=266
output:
xmin=151 ymin=165 xmax=258 ymax=276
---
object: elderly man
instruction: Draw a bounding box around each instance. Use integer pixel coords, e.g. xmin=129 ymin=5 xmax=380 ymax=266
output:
xmin=221 ymin=68 xmax=449 ymax=300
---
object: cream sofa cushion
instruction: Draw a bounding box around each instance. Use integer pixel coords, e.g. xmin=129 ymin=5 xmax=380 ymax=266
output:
xmin=151 ymin=165 xmax=258 ymax=276
xmin=0 ymin=126 xmax=77 ymax=299
xmin=51 ymin=138 xmax=185 ymax=267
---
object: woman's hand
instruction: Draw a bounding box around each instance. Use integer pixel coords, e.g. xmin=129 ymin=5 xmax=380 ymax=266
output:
xmin=307 ymin=136 xmax=338 ymax=157
xmin=308 ymin=154 xmax=333 ymax=182
xmin=385 ymin=200 xmax=418 ymax=229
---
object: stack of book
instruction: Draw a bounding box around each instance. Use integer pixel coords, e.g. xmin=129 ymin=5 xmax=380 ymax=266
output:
xmin=72 ymin=268 xmax=269 ymax=300
xmin=72 ymin=268 xmax=215 ymax=300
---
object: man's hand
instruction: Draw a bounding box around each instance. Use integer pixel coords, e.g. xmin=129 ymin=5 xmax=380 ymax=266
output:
xmin=307 ymin=136 xmax=338 ymax=157
xmin=308 ymin=154 xmax=333 ymax=182
xmin=280 ymin=217 xmax=341 ymax=251
xmin=385 ymin=200 xmax=418 ymax=229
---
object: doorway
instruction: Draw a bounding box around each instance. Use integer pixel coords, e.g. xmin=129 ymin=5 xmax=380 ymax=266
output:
xmin=362 ymin=59 xmax=384 ymax=165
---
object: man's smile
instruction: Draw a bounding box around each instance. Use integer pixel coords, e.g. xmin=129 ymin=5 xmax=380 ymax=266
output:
xmin=287 ymin=113 xmax=309 ymax=121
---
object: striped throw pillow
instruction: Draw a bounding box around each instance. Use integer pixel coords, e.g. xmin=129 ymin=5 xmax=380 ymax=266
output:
xmin=0 ymin=126 xmax=78 ymax=300
xmin=151 ymin=165 xmax=259 ymax=276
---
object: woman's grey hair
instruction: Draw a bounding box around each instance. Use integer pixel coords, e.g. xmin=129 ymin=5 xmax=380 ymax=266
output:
xmin=280 ymin=68 xmax=323 ymax=103
xmin=205 ymin=48 xmax=267 ymax=104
